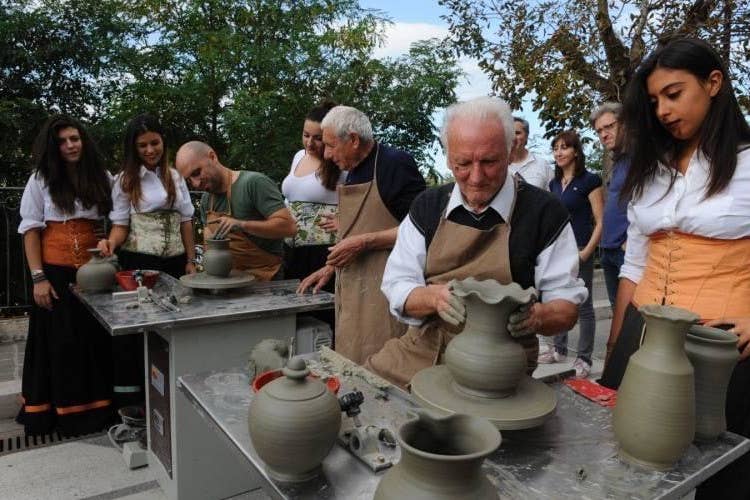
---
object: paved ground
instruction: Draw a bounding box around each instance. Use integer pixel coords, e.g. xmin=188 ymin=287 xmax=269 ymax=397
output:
xmin=0 ymin=271 xmax=614 ymax=500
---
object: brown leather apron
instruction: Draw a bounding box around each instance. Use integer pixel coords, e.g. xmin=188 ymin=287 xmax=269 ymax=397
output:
xmin=335 ymin=145 xmax=408 ymax=364
xmin=365 ymin=178 xmax=539 ymax=388
xmin=204 ymin=171 xmax=282 ymax=282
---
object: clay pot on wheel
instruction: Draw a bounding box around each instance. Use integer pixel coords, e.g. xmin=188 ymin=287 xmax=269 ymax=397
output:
xmin=76 ymin=248 xmax=118 ymax=292
xmin=685 ymin=325 xmax=739 ymax=442
xmin=374 ymin=410 xmax=501 ymax=500
xmin=444 ymin=278 xmax=537 ymax=398
xmin=203 ymin=238 xmax=232 ymax=277
xmin=248 ymin=356 xmax=341 ymax=482
xmin=613 ymin=304 xmax=698 ymax=470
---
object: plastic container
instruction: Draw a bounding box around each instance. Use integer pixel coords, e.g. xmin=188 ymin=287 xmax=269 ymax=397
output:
xmin=252 ymin=368 xmax=340 ymax=394
xmin=115 ymin=270 xmax=160 ymax=291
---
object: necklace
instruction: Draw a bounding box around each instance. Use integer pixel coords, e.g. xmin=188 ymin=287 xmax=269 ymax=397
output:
xmin=561 ymin=176 xmax=574 ymax=188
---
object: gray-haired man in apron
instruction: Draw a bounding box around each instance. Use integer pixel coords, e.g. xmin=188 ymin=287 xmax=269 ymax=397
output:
xmin=367 ymin=97 xmax=588 ymax=389
xmin=298 ymin=105 xmax=426 ymax=365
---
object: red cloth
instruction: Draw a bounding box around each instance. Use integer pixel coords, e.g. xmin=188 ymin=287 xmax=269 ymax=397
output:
xmin=564 ymin=378 xmax=617 ymax=407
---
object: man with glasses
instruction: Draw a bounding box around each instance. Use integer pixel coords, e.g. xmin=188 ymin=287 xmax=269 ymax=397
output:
xmin=590 ymin=102 xmax=629 ymax=309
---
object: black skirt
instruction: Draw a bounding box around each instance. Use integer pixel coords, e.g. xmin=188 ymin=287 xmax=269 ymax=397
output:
xmin=17 ymin=264 xmax=114 ymax=437
xmin=109 ymin=250 xmax=186 ymax=409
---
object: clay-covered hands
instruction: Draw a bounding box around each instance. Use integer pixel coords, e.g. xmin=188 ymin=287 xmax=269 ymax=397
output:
xmin=97 ymin=238 xmax=115 ymax=257
xmin=33 ymin=280 xmax=58 ymax=310
xmin=706 ymin=317 xmax=750 ymax=361
xmin=435 ymin=285 xmax=466 ymax=326
xmin=185 ymin=262 xmax=197 ymax=275
xmin=317 ymin=214 xmax=338 ymax=234
xmin=208 ymin=216 xmax=242 ymax=240
xmin=297 ymin=265 xmax=335 ymax=294
xmin=326 ymin=235 xmax=367 ymax=268
xmin=507 ymin=300 xmax=541 ymax=338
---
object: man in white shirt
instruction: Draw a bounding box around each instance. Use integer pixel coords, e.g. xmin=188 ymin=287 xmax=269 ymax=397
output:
xmin=508 ymin=117 xmax=553 ymax=190
xmin=364 ymin=97 xmax=587 ymax=388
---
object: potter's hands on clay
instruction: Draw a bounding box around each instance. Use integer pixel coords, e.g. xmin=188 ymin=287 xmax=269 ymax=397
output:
xmin=507 ymin=301 xmax=541 ymax=337
xmin=184 ymin=262 xmax=197 ymax=275
xmin=97 ymin=238 xmax=115 ymax=257
xmin=435 ymin=285 xmax=466 ymax=326
xmin=297 ymin=265 xmax=335 ymax=294
xmin=33 ymin=280 xmax=58 ymax=310
xmin=326 ymin=235 xmax=367 ymax=268
xmin=706 ymin=317 xmax=750 ymax=361
xmin=209 ymin=216 xmax=242 ymax=239
xmin=318 ymin=214 xmax=338 ymax=233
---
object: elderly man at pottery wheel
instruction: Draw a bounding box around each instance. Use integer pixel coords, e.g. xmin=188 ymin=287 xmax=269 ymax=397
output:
xmin=175 ymin=141 xmax=297 ymax=281
xmin=365 ymin=96 xmax=588 ymax=388
xmin=297 ymin=105 xmax=426 ymax=364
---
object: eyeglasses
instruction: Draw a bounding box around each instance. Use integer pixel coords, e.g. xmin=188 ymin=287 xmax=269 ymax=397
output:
xmin=595 ymin=121 xmax=617 ymax=135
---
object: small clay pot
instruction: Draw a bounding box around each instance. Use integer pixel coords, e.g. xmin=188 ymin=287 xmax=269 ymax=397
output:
xmin=76 ymin=248 xmax=118 ymax=292
xmin=686 ymin=325 xmax=739 ymax=442
xmin=248 ymin=356 xmax=341 ymax=482
xmin=203 ymin=238 xmax=232 ymax=277
xmin=374 ymin=410 xmax=501 ymax=500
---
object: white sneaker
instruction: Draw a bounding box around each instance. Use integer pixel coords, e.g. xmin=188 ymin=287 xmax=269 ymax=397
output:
xmin=573 ymin=358 xmax=592 ymax=379
xmin=538 ymin=350 xmax=566 ymax=364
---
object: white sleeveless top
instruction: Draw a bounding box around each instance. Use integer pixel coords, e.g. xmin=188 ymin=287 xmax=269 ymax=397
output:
xmin=281 ymin=150 xmax=343 ymax=205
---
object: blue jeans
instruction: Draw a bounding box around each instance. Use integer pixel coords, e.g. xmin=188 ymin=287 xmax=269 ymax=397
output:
xmin=553 ymin=253 xmax=595 ymax=364
xmin=600 ymin=247 xmax=624 ymax=308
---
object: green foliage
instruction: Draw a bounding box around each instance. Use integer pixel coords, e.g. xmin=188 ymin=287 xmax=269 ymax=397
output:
xmin=1 ymin=0 xmax=461 ymax=185
xmin=440 ymin=0 xmax=750 ymax=137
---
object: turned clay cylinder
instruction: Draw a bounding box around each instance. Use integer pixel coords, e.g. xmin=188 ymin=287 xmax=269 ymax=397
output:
xmin=686 ymin=325 xmax=739 ymax=442
xmin=375 ymin=410 xmax=501 ymax=500
xmin=248 ymin=356 xmax=341 ymax=482
xmin=76 ymin=248 xmax=117 ymax=292
xmin=613 ymin=304 xmax=698 ymax=470
xmin=444 ymin=278 xmax=536 ymax=398
xmin=203 ymin=238 xmax=232 ymax=277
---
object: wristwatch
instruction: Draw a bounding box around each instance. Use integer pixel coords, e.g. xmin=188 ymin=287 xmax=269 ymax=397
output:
xmin=31 ymin=269 xmax=44 ymax=278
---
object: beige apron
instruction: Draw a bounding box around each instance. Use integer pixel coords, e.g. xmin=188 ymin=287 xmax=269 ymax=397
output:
xmin=365 ymin=179 xmax=539 ymax=388
xmin=204 ymin=172 xmax=282 ymax=282
xmin=121 ymin=210 xmax=183 ymax=257
xmin=335 ymin=145 xmax=408 ymax=364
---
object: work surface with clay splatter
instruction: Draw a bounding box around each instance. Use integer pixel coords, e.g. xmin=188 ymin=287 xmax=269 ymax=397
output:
xmin=72 ymin=274 xmax=334 ymax=335
xmin=178 ymin=349 xmax=750 ymax=499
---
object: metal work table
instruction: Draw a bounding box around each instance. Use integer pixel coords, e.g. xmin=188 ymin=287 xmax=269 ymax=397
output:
xmin=73 ymin=275 xmax=334 ymax=500
xmin=178 ymin=356 xmax=750 ymax=500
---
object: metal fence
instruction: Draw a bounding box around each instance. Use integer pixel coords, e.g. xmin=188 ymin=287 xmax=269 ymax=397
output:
xmin=0 ymin=187 xmax=29 ymax=316
xmin=0 ymin=188 xmax=206 ymax=316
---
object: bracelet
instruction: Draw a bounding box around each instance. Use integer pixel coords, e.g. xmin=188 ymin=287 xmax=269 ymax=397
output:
xmin=32 ymin=272 xmax=47 ymax=284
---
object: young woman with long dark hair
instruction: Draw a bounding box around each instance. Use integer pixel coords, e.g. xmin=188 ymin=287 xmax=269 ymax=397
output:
xmin=17 ymin=115 xmax=114 ymax=436
xmin=600 ymin=37 xmax=750 ymax=499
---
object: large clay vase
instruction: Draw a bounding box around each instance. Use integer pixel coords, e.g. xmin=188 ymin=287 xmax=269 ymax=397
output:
xmin=685 ymin=325 xmax=739 ymax=442
xmin=76 ymin=248 xmax=117 ymax=292
xmin=374 ymin=410 xmax=501 ymax=500
xmin=613 ymin=304 xmax=698 ymax=470
xmin=248 ymin=356 xmax=341 ymax=482
xmin=203 ymin=238 xmax=232 ymax=277
xmin=444 ymin=278 xmax=537 ymax=398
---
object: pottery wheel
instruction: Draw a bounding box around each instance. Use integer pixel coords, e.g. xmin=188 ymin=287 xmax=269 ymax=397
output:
xmin=411 ymin=365 xmax=556 ymax=430
xmin=179 ymin=270 xmax=255 ymax=290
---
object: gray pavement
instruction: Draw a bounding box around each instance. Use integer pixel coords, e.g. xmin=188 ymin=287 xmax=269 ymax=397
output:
xmin=0 ymin=270 xmax=613 ymax=500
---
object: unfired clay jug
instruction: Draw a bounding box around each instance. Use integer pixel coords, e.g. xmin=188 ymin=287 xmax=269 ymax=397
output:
xmin=203 ymin=238 xmax=232 ymax=277
xmin=613 ymin=304 xmax=698 ymax=470
xmin=686 ymin=325 xmax=739 ymax=442
xmin=76 ymin=248 xmax=117 ymax=292
xmin=444 ymin=278 xmax=537 ymax=398
xmin=248 ymin=356 xmax=341 ymax=482
xmin=374 ymin=410 xmax=501 ymax=500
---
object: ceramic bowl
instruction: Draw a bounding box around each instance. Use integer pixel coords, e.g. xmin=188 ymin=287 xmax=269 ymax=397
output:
xmin=252 ymin=369 xmax=340 ymax=394
xmin=115 ymin=270 xmax=160 ymax=291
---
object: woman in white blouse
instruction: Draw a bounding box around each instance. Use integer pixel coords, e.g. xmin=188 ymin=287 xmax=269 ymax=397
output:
xmin=17 ymin=115 xmax=114 ymax=436
xmin=599 ymin=38 xmax=750 ymax=498
xmin=97 ymin=113 xmax=196 ymax=409
xmin=281 ymin=101 xmax=345 ymax=287
xmin=97 ymin=114 xmax=196 ymax=277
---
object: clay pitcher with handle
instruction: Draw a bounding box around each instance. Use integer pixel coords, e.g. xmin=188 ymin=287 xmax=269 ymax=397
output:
xmin=685 ymin=325 xmax=739 ymax=442
xmin=374 ymin=409 xmax=501 ymax=500
xmin=613 ymin=304 xmax=698 ymax=470
xmin=76 ymin=248 xmax=118 ymax=292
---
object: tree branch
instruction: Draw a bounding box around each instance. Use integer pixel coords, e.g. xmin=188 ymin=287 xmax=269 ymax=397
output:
xmin=672 ymin=0 xmax=720 ymax=37
xmin=595 ymin=0 xmax=629 ymax=80
xmin=552 ymin=26 xmax=612 ymax=97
